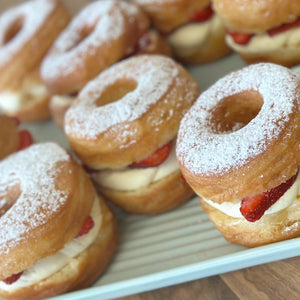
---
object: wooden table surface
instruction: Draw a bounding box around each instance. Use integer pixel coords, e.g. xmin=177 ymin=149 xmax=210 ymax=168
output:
xmin=118 ymin=256 xmax=300 ymax=300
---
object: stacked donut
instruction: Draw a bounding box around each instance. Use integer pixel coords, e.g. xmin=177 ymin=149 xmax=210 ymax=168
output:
xmin=0 ymin=0 xmax=70 ymax=121
xmin=0 ymin=143 xmax=117 ymax=300
xmin=0 ymin=115 xmax=33 ymax=160
xmin=41 ymin=0 xmax=172 ymax=128
xmin=176 ymin=63 xmax=300 ymax=247
xmin=213 ymin=0 xmax=300 ymax=66
xmin=132 ymin=0 xmax=231 ymax=64
xmin=65 ymin=54 xmax=200 ymax=214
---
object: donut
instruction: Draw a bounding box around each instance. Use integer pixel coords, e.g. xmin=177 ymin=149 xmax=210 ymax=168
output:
xmin=64 ymin=55 xmax=199 ymax=214
xmin=213 ymin=0 xmax=300 ymax=66
xmin=0 ymin=0 xmax=70 ymax=121
xmin=0 ymin=115 xmax=33 ymax=160
xmin=176 ymin=63 xmax=300 ymax=247
xmin=133 ymin=0 xmax=231 ymax=64
xmin=41 ymin=0 xmax=172 ymax=129
xmin=0 ymin=142 xmax=117 ymax=300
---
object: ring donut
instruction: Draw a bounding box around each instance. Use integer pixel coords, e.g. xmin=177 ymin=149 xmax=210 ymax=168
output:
xmin=0 ymin=143 xmax=117 ymax=299
xmin=176 ymin=63 xmax=300 ymax=247
xmin=133 ymin=0 xmax=231 ymax=64
xmin=0 ymin=0 xmax=70 ymax=121
xmin=65 ymin=54 xmax=199 ymax=214
xmin=0 ymin=115 xmax=33 ymax=160
xmin=41 ymin=0 xmax=171 ymax=128
xmin=213 ymin=0 xmax=300 ymax=66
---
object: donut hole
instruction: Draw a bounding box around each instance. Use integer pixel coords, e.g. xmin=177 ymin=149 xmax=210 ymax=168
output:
xmin=209 ymin=90 xmax=263 ymax=133
xmin=96 ymin=79 xmax=137 ymax=106
xmin=0 ymin=182 xmax=21 ymax=217
xmin=3 ymin=17 xmax=24 ymax=45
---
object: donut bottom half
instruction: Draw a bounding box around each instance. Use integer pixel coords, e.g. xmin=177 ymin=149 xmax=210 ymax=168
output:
xmin=200 ymin=196 xmax=300 ymax=248
xmin=94 ymin=170 xmax=195 ymax=215
xmin=0 ymin=197 xmax=118 ymax=300
xmin=236 ymin=45 xmax=300 ymax=67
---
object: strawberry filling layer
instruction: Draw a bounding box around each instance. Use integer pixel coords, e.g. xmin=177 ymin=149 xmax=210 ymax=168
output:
xmin=130 ymin=142 xmax=171 ymax=168
xmin=189 ymin=5 xmax=213 ymax=23
xmin=240 ymin=170 xmax=299 ymax=222
xmin=227 ymin=17 xmax=300 ymax=45
xmin=2 ymin=215 xmax=94 ymax=285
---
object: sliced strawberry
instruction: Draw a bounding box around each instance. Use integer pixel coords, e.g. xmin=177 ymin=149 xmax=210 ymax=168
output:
xmin=75 ymin=215 xmax=94 ymax=238
xmin=134 ymin=32 xmax=152 ymax=54
xmin=18 ymin=129 xmax=34 ymax=150
xmin=240 ymin=171 xmax=298 ymax=222
xmin=3 ymin=272 xmax=23 ymax=284
xmin=130 ymin=142 xmax=171 ymax=168
xmin=268 ymin=17 xmax=300 ymax=36
xmin=189 ymin=5 xmax=213 ymax=23
xmin=227 ymin=31 xmax=253 ymax=45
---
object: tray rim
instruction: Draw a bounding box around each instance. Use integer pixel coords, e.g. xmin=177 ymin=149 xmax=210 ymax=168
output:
xmin=51 ymin=237 xmax=300 ymax=300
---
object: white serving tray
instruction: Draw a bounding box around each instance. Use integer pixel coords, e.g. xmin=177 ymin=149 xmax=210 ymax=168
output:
xmin=20 ymin=54 xmax=300 ymax=300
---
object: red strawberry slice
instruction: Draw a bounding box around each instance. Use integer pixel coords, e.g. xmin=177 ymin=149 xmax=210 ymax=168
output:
xmin=18 ymin=130 xmax=34 ymax=150
xmin=75 ymin=215 xmax=94 ymax=238
xmin=3 ymin=272 xmax=23 ymax=284
xmin=130 ymin=142 xmax=171 ymax=168
xmin=227 ymin=31 xmax=253 ymax=45
xmin=240 ymin=171 xmax=298 ymax=222
xmin=189 ymin=5 xmax=213 ymax=23
xmin=268 ymin=17 xmax=300 ymax=36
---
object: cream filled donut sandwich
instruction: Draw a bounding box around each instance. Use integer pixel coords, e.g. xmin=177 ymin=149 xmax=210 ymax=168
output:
xmin=0 ymin=143 xmax=117 ymax=300
xmin=0 ymin=0 xmax=70 ymax=121
xmin=213 ymin=0 xmax=300 ymax=66
xmin=65 ymin=55 xmax=200 ymax=214
xmin=176 ymin=63 xmax=300 ymax=247
xmin=133 ymin=0 xmax=231 ymax=64
xmin=41 ymin=0 xmax=171 ymax=128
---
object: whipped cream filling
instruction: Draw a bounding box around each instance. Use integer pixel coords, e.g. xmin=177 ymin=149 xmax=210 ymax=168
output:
xmin=92 ymin=141 xmax=179 ymax=191
xmin=202 ymin=173 xmax=300 ymax=219
xmin=51 ymin=94 xmax=76 ymax=108
xmin=226 ymin=26 xmax=300 ymax=54
xmin=0 ymin=84 xmax=48 ymax=113
xmin=0 ymin=196 xmax=102 ymax=292
xmin=167 ymin=14 xmax=223 ymax=57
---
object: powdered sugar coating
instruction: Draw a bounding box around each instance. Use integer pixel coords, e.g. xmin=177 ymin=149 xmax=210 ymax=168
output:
xmin=0 ymin=143 xmax=69 ymax=255
xmin=0 ymin=0 xmax=56 ymax=66
xmin=176 ymin=63 xmax=300 ymax=176
xmin=65 ymin=55 xmax=180 ymax=140
xmin=41 ymin=0 xmax=140 ymax=82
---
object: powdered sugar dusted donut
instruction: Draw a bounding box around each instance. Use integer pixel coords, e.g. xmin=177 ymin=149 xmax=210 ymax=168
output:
xmin=176 ymin=63 xmax=300 ymax=246
xmin=65 ymin=54 xmax=199 ymax=169
xmin=0 ymin=0 xmax=70 ymax=121
xmin=65 ymin=54 xmax=199 ymax=214
xmin=41 ymin=0 xmax=171 ymax=128
xmin=0 ymin=143 xmax=117 ymax=299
